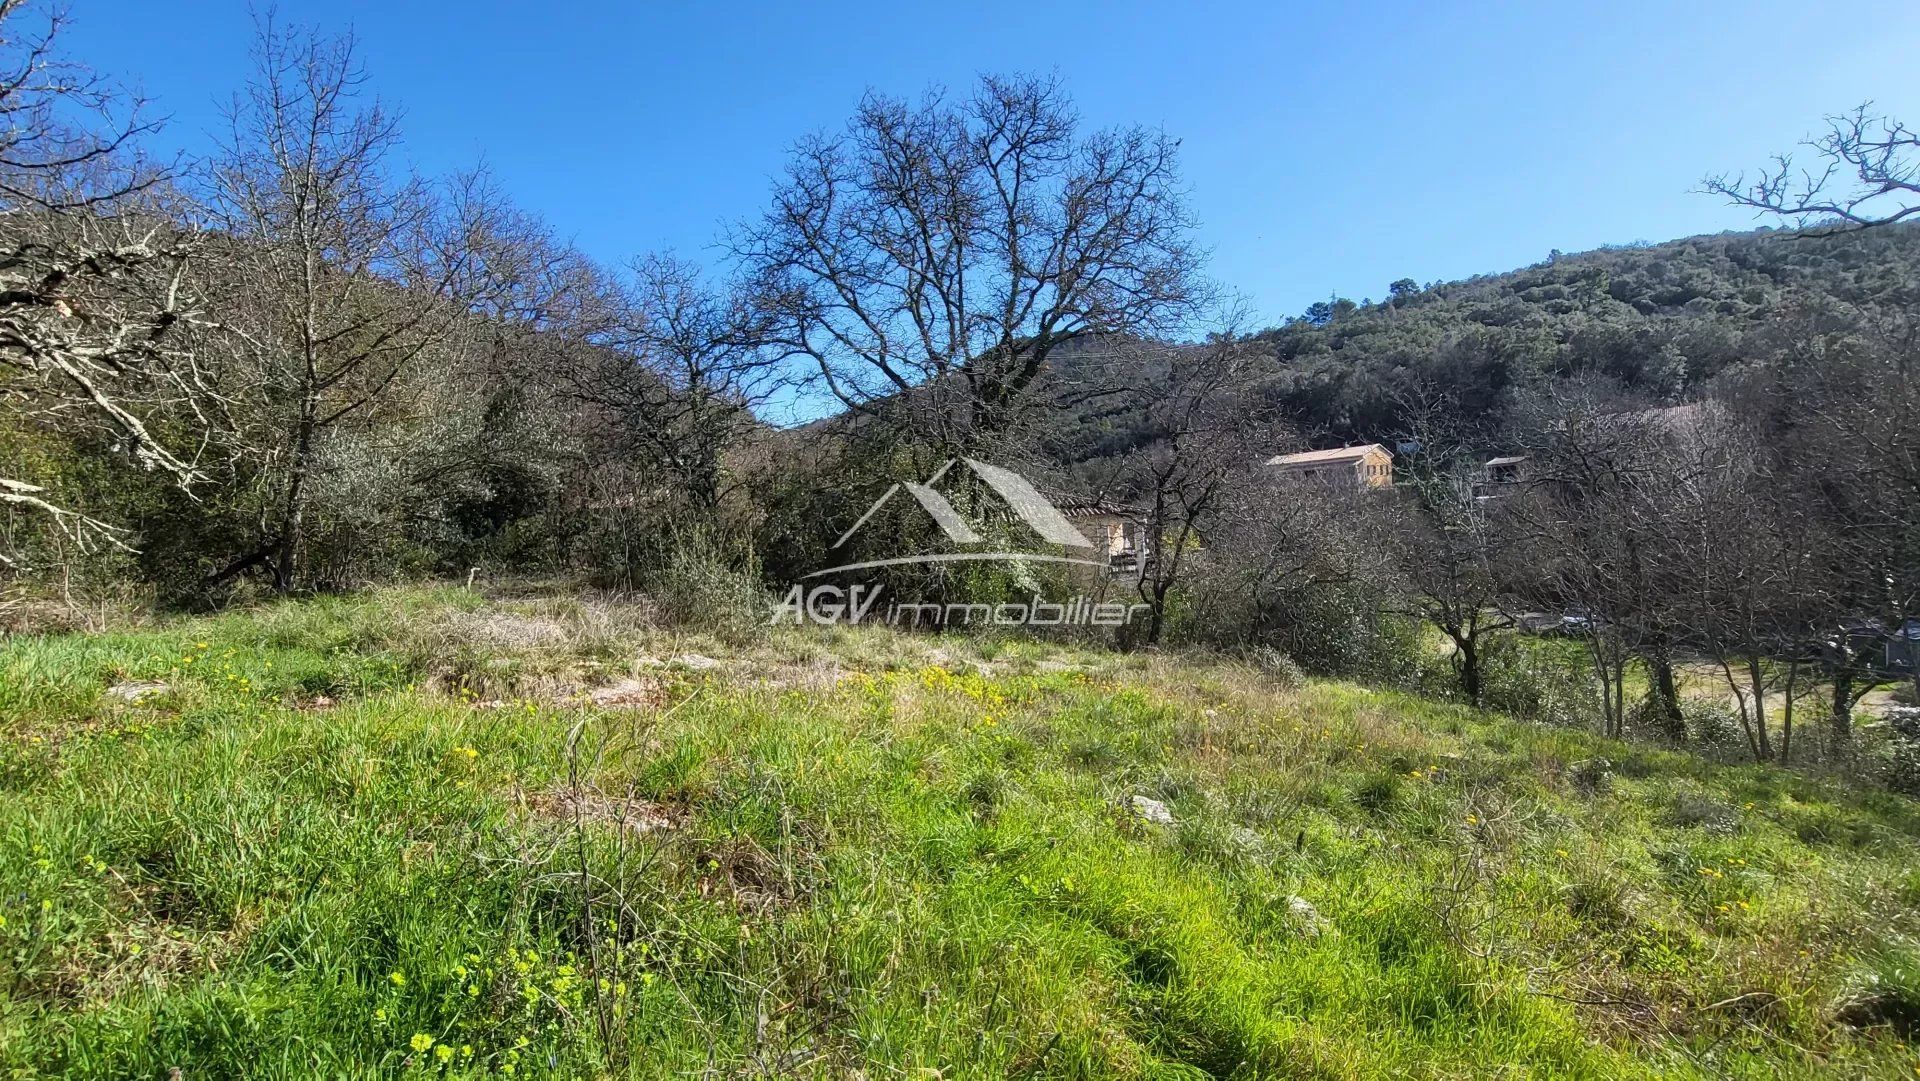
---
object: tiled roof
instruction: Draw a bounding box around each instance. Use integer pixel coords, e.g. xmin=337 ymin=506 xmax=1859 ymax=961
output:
xmin=1266 ymin=444 xmax=1388 ymax=467
xmin=1049 ymin=494 xmax=1142 ymax=519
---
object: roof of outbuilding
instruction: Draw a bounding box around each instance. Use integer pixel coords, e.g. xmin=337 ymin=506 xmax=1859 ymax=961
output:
xmin=1047 ymin=494 xmax=1143 ymax=519
xmin=1266 ymin=444 xmax=1389 ymax=467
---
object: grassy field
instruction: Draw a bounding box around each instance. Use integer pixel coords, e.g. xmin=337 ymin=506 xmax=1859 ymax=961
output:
xmin=1 ymin=587 xmax=1918 ymax=1078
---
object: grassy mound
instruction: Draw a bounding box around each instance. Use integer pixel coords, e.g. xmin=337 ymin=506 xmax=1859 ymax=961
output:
xmin=1 ymin=588 xmax=1917 ymax=1077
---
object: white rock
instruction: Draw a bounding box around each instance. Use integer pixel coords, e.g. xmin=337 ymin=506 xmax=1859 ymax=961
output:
xmin=106 ymin=681 xmax=168 ymax=703
xmin=1285 ymin=895 xmax=1332 ymax=937
xmin=587 ymin=678 xmax=665 ymax=708
xmin=1127 ymin=795 xmax=1176 ymax=825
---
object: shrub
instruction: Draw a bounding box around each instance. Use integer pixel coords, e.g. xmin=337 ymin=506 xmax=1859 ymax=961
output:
xmin=1685 ymin=701 xmax=1748 ymax=753
xmin=1241 ymin=645 xmax=1305 ymax=688
xmin=1175 ymin=569 xmax=1428 ymax=687
xmin=644 ymin=528 xmax=768 ymax=638
xmin=1867 ymin=734 xmax=1920 ymax=797
xmin=1479 ymin=636 xmax=1596 ymax=727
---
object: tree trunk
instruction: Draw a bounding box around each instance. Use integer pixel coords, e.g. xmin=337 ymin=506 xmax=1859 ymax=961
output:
xmin=1584 ymin=633 xmax=1627 ymax=738
xmin=1830 ymin=665 xmax=1853 ymax=749
xmin=1645 ymin=646 xmax=1686 ymax=742
xmin=1458 ymin=632 xmax=1483 ymax=708
xmin=1781 ymin=658 xmax=1798 ymax=764
xmin=273 ymin=414 xmax=316 ymax=594
xmin=1745 ymin=656 xmax=1773 ymax=761
xmin=1143 ymin=577 xmax=1171 ymax=646
xmin=1607 ymin=663 xmax=1627 ymax=738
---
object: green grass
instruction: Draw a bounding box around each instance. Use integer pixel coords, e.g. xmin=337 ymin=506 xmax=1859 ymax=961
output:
xmin=2 ymin=587 xmax=1918 ymax=1077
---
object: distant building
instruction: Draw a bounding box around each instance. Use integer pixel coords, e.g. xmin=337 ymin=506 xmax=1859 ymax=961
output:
xmin=1053 ymin=495 xmax=1148 ymax=576
xmin=1266 ymin=444 xmax=1394 ymax=489
xmin=1474 ymin=455 xmax=1529 ymax=498
xmin=1483 ymin=455 xmax=1528 ymax=484
xmin=1830 ymin=618 xmax=1920 ymax=677
xmin=1891 ymin=620 xmax=1920 ymax=675
xmin=1629 ymin=401 xmax=1726 ymax=439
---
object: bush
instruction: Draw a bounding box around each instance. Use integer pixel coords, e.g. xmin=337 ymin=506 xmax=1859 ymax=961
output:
xmin=1242 ymin=645 xmax=1305 ymax=689
xmin=643 ymin=528 xmax=768 ymax=639
xmin=1174 ymin=567 xmax=1428 ymax=687
xmin=1479 ymin=635 xmax=1596 ymax=727
xmin=1867 ymin=733 xmax=1920 ymax=797
xmin=1685 ymin=700 xmax=1748 ymax=752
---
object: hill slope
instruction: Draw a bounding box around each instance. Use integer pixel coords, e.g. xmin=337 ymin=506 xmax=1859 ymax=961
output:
xmin=2 ymin=588 xmax=1918 ymax=1076
xmin=1041 ymin=224 xmax=1920 ymax=463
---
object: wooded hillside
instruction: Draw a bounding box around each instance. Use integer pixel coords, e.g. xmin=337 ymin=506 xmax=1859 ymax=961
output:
xmin=1042 ymin=224 xmax=1920 ymax=465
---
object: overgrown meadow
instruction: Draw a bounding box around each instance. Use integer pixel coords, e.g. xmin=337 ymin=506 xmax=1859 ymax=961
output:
xmin=1 ymin=588 xmax=1917 ymax=1078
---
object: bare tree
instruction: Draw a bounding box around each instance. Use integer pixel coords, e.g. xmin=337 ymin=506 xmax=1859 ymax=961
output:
xmin=201 ymin=17 xmax=504 ymax=590
xmin=562 ymin=255 xmax=771 ymax=516
xmin=1186 ymin=472 xmax=1389 ymax=671
xmin=1505 ymin=386 xmax=1687 ymax=740
xmin=736 ymin=74 xmax=1206 ymax=459
xmin=1705 ymin=104 xmax=1919 ymax=231
xmin=1656 ymin=421 xmax=1787 ymax=761
xmin=1721 ymin=311 xmax=1920 ymax=740
xmin=1377 ymin=385 xmax=1516 ymax=707
xmin=1707 ymin=107 xmax=1920 ymax=732
xmin=1385 ymin=480 xmax=1511 ymax=708
xmin=0 ymin=0 xmax=206 ymax=564
xmin=1112 ymin=332 xmax=1279 ymax=645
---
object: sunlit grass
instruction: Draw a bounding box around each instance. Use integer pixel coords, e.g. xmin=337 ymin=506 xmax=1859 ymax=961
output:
xmin=1 ymin=587 xmax=1916 ymax=1077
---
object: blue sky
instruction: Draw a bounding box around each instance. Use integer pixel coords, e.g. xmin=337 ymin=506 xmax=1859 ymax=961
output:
xmin=68 ymin=0 xmax=1920 ymax=326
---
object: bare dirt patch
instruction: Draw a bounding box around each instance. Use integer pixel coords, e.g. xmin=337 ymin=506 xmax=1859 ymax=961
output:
xmin=586 ymin=676 xmax=670 ymax=710
xmin=521 ymin=784 xmax=684 ymax=837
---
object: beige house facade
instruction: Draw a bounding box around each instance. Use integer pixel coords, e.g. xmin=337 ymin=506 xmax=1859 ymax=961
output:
xmin=1266 ymin=444 xmax=1394 ymax=489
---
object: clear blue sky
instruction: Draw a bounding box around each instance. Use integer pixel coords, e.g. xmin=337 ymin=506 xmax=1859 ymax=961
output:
xmin=68 ymin=0 xmax=1920 ymax=326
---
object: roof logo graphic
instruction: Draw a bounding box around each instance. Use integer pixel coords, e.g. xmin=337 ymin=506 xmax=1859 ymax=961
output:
xmin=806 ymin=459 xmax=1108 ymax=579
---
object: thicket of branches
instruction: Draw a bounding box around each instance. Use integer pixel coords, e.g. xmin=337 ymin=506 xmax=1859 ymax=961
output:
xmin=0 ymin=7 xmax=777 ymax=604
